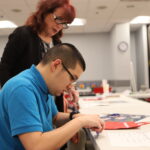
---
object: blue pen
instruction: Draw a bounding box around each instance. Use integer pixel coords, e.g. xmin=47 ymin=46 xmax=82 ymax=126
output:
xmin=96 ymin=131 xmax=100 ymax=136
xmin=108 ymin=113 xmax=120 ymax=117
xmin=94 ymin=131 xmax=100 ymax=139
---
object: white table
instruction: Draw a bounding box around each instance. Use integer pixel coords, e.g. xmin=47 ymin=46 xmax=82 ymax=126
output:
xmin=79 ymin=94 xmax=150 ymax=150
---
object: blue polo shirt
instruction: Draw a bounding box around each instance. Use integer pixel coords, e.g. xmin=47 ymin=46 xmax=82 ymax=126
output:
xmin=0 ymin=65 xmax=58 ymax=150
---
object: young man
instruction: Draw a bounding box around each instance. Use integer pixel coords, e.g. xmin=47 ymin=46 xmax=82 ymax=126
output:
xmin=0 ymin=43 xmax=104 ymax=150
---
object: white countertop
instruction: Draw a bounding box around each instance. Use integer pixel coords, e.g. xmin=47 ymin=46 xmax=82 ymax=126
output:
xmin=79 ymin=94 xmax=150 ymax=150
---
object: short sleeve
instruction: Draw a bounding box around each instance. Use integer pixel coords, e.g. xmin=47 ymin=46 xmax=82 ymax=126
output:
xmin=7 ymin=86 xmax=43 ymax=136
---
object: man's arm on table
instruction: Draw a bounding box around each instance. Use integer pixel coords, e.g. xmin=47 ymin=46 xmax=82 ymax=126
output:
xmin=19 ymin=113 xmax=104 ymax=150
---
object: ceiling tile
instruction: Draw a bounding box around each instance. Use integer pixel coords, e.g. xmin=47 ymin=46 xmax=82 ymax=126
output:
xmin=0 ymin=0 xmax=150 ymax=35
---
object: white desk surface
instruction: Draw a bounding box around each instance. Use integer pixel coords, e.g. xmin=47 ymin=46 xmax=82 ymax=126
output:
xmin=79 ymin=94 xmax=150 ymax=150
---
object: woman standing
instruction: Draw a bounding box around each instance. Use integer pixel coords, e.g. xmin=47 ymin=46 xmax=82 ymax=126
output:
xmin=0 ymin=0 xmax=75 ymax=88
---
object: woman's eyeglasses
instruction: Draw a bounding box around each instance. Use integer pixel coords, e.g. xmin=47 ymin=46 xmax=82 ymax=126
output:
xmin=53 ymin=14 xmax=69 ymax=29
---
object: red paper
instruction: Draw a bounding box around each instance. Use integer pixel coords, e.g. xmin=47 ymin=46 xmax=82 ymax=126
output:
xmin=104 ymin=121 xmax=149 ymax=130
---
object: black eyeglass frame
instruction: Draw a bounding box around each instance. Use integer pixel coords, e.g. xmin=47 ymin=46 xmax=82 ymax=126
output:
xmin=53 ymin=14 xmax=69 ymax=29
xmin=62 ymin=62 xmax=76 ymax=81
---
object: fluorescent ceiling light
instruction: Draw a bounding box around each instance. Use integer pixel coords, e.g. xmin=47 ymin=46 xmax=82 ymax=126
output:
xmin=130 ymin=16 xmax=150 ymax=24
xmin=69 ymin=18 xmax=86 ymax=26
xmin=0 ymin=20 xmax=17 ymax=28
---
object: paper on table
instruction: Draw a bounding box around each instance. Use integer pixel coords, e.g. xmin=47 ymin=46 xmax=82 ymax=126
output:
xmin=136 ymin=116 xmax=150 ymax=122
xmin=79 ymin=100 xmax=109 ymax=108
xmin=107 ymin=131 xmax=150 ymax=147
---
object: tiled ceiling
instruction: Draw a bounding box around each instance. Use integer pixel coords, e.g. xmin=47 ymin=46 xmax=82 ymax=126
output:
xmin=0 ymin=0 xmax=150 ymax=35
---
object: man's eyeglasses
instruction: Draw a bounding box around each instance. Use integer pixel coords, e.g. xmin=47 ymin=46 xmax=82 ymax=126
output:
xmin=62 ymin=62 xmax=76 ymax=81
xmin=53 ymin=14 xmax=69 ymax=29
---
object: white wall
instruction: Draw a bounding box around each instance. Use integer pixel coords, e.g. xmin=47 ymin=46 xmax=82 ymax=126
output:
xmin=110 ymin=23 xmax=131 ymax=80
xmin=130 ymin=33 xmax=137 ymax=79
xmin=0 ymin=36 xmax=8 ymax=58
xmin=62 ymin=33 xmax=112 ymax=81
xmin=0 ymin=27 xmax=148 ymax=86
xmin=130 ymin=33 xmax=138 ymax=91
xmin=0 ymin=33 xmax=112 ymax=81
xmin=134 ymin=26 xmax=149 ymax=90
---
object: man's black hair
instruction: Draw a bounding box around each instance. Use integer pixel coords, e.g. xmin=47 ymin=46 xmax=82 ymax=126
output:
xmin=41 ymin=43 xmax=86 ymax=71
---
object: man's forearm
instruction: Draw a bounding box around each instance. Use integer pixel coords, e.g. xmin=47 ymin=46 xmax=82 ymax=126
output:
xmin=19 ymin=113 xmax=104 ymax=150
xmin=19 ymin=117 xmax=84 ymax=150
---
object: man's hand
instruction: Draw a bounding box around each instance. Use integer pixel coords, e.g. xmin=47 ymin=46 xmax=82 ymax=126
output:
xmin=76 ymin=114 xmax=105 ymax=133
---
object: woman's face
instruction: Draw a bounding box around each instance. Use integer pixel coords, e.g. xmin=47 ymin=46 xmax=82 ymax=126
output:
xmin=44 ymin=7 xmax=69 ymax=37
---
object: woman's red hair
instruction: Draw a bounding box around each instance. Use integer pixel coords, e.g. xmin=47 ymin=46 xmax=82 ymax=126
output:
xmin=25 ymin=0 xmax=76 ymax=43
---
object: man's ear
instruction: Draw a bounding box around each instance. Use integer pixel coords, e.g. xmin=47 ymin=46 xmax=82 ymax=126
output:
xmin=50 ymin=59 xmax=62 ymax=72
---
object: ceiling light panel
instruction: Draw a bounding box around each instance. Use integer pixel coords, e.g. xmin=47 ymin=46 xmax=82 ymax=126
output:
xmin=0 ymin=20 xmax=17 ymax=28
xmin=130 ymin=16 xmax=150 ymax=24
xmin=70 ymin=18 xmax=87 ymax=26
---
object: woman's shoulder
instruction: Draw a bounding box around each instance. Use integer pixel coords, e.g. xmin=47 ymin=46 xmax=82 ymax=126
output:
xmin=9 ymin=26 xmax=38 ymax=41
xmin=12 ymin=26 xmax=36 ymax=37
